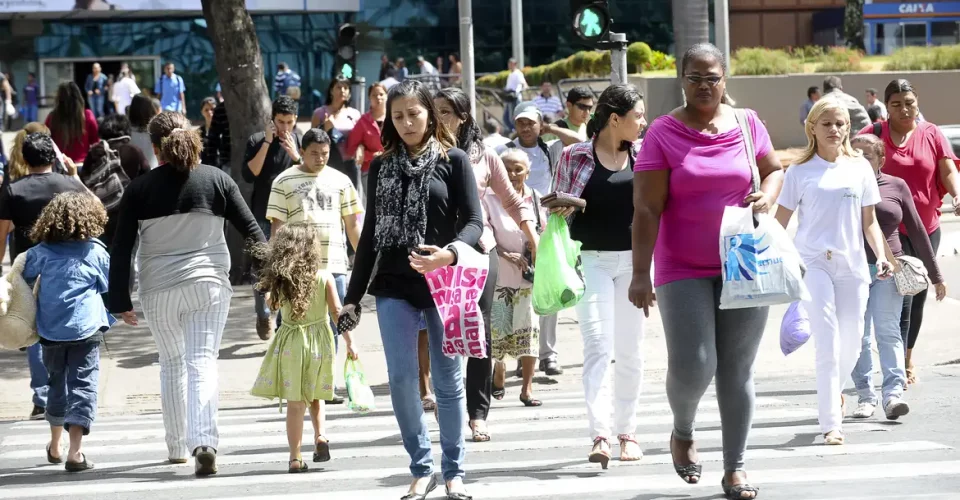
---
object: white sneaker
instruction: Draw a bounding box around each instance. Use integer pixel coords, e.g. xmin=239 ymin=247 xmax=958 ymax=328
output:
xmin=853 ymin=402 xmax=876 ymax=419
xmin=884 ymin=398 xmax=910 ymax=420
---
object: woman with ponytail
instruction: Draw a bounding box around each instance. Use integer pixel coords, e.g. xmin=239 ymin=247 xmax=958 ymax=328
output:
xmin=108 ymin=111 xmax=265 ymax=476
xmin=434 ymin=87 xmax=540 ymax=441
xmin=552 ymin=83 xmax=648 ymax=469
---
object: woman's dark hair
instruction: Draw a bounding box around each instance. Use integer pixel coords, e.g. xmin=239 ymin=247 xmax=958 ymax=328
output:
xmin=302 ymin=128 xmax=331 ymax=150
xmin=435 ymin=87 xmax=484 ymax=158
xmin=884 ymin=78 xmax=917 ymax=104
xmin=324 ymin=76 xmax=352 ymax=106
xmin=21 ymin=132 xmax=57 ymax=168
xmin=368 ymin=82 xmax=387 ymax=97
xmin=48 ymin=82 xmax=86 ymax=150
xmin=148 ymin=111 xmax=201 ymax=172
xmin=450 ymin=53 xmax=461 ymax=63
xmin=586 ymin=84 xmax=643 ymax=150
xmin=680 ymin=42 xmax=728 ymax=76
xmin=128 ymin=94 xmax=159 ymax=130
xmin=381 ymin=79 xmax=456 ymax=157
xmin=31 ymin=191 xmax=107 ymax=244
xmin=99 ymin=114 xmax=132 ymax=140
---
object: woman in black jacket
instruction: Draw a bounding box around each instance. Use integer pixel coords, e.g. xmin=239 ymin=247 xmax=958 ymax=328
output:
xmin=342 ymin=80 xmax=482 ymax=500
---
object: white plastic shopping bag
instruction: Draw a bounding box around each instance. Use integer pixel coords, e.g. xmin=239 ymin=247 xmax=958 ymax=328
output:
xmin=423 ymin=241 xmax=489 ymax=359
xmin=719 ymin=206 xmax=809 ymax=309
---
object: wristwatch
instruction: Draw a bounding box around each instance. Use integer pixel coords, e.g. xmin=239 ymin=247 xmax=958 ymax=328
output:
xmin=292 ymin=156 xmax=303 ymax=165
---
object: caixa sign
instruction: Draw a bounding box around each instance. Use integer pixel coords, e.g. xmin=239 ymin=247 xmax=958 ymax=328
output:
xmin=899 ymin=3 xmax=935 ymax=14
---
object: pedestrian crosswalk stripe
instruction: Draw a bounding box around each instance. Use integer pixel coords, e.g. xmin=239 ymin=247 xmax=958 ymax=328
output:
xmin=0 ymin=448 xmax=953 ymax=500
xmin=0 ymin=407 xmax=817 ymax=448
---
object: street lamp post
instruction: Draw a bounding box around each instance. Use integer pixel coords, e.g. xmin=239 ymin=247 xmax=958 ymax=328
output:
xmin=459 ymin=0 xmax=476 ymax=117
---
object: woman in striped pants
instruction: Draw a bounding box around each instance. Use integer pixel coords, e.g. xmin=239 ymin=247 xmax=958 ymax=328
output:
xmin=109 ymin=111 xmax=265 ymax=476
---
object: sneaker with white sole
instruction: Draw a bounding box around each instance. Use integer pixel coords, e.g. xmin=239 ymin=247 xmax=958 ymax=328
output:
xmin=884 ymin=398 xmax=910 ymax=420
xmin=853 ymin=402 xmax=876 ymax=419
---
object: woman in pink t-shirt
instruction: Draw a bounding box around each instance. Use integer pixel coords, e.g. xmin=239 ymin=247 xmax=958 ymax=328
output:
xmin=856 ymin=79 xmax=960 ymax=385
xmin=630 ymin=43 xmax=783 ymax=500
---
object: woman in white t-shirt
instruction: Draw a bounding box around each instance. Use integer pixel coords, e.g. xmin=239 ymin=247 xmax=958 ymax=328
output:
xmin=774 ymin=97 xmax=894 ymax=446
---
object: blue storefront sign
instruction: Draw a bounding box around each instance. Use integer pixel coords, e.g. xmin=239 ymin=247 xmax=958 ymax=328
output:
xmin=863 ymin=2 xmax=960 ymax=54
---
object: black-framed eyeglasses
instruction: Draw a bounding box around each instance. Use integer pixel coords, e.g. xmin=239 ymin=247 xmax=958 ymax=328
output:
xmin=684 ymin=75 xmax=723 ymax=87
xmin=573 ymin=102 xmax=593 ymax=111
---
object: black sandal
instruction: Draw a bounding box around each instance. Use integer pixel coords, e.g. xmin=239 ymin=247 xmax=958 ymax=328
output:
xmin=670 ymin=432 xmax=702 ymax=484
xmin=64 ymin=454 xmax=94 ymax=472
xmin=492 ymin=385 xmax=505 ymax=401
xmin=288 ymin=458 xmax=309 ymax=473
xmin=722 ymin=478 xmax=760 ymax=499
xmin=519 ymin=395 xmax=542 ymax=407
xmin=46 ymin=444 xmax=62 ymax=464
xmin=313 ymin=437 xmax=331 ymax=462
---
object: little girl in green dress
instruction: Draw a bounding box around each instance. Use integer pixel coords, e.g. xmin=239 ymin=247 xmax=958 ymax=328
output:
xmin=250 ymin=223 xmax=358 ymax=473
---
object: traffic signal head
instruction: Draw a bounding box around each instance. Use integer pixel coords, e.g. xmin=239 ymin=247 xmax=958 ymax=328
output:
xmin=335 ymin=23 xmax=358 ymax=81
xmin=571 ymin=0 xmax=611 ymax=47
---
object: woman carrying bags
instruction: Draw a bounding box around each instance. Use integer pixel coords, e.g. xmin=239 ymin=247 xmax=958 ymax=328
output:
xmin=848 ymin=134 xmax=945 ymax=421
xmin=631 ymin=43 xmax=783 ymax=500
xmin=341 ymin=79 xmax=482 ymax=500
xmin=553 ymin=83 xmax=647 ymax=469
xmin=774 ymin=98 xmax=893 ymax=447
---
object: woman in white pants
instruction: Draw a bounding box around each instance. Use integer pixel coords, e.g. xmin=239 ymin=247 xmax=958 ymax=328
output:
xmin=774 ymin=98 xmax=893 ymax=446
xmin=552 ymin=84 xmax=647 ymax=468
xmin=109 ymin=112 xmax=265 ymax=475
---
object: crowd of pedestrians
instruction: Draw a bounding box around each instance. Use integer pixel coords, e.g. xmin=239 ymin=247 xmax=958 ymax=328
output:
xmin=2 ymin=40 xmax=959 ymax=500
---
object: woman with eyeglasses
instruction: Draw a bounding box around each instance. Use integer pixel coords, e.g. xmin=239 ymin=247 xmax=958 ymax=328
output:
xmin=631 ymin=43 xmax=783 ymax=500
xmin=856 ymin=79 xmax=960 ymax=386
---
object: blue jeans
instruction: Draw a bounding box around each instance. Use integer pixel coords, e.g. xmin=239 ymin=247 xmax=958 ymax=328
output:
xmin=89 ymin=94 xmax=105 ymax=119
xmin=254 ymin=220 xmax=272 ymax=320
xmin=502 ymin=96 xmax=517 ymax=133
xmin=27 ymin=343 xmax=49 ymax=407
xmin=376 ymin=296 xmax=465 ymax=481
xmin=852 ymin=269 xmax=906 ymax=406
xmin=42 ymin=339 xmax=100 ymax=433
xmin=22 ymin=104 xmax=38 ymax=123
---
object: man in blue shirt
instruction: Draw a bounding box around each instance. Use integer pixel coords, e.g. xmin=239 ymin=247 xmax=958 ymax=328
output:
xmin=154 ymin=62 xmax=186 ymax=113
xmin=273 ymin=62 xmax=301 ymax=100
xmin=85 ymin=63 xmax=108 ymax=119
xmin=22 ymin=72 xmax=39 ymax=123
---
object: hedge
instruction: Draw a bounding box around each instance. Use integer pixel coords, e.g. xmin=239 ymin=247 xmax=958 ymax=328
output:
xmin=731 ymin=48 xmax=802 ymax=75
xmin=884 ymin=44 xmax=960 ymax=71
xmin=476 ymin=42 xmax=673 ymax=88
xmin=815 ymin=47 xmax=866 ymax=73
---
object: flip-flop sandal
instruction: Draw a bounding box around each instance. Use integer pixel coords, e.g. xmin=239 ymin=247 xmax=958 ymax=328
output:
xmin=288 ymin=458 xmax=309 ymax=473
xmin=470 ymin=422 xmax=491 ymax=443
xmin=492 ymin=386 xmax=505 ymax=401
xmin=46 ymin=444 xmax=62 ymax=464
xmin=313 ymin=437 xmax=331 ymax=462
xmin=722 ymin=478 xmax=760 ymax=499
xmin=64 ymin=454 xmax=95 ymax=472
xmin=519 ymin=395 xmax=542 ymax=407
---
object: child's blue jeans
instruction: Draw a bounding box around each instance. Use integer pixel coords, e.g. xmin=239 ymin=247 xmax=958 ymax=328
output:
xmin=42 ymin=336 xmax=100 ymax=434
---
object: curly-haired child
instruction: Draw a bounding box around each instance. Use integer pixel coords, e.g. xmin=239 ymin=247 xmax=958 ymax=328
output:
xmin=250 ymin=222 xmax=358 ymax=473
xmin=22 ymin=191 xmax=113 ymax=472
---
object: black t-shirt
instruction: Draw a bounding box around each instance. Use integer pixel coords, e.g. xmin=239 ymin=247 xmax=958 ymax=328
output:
xmin=569 ymin=149 xmax=634 ymax=252
xmin=0 ymin=172 xmax=86 ymax=259
xmin=241 ymin=130 xmax=301 ymax=221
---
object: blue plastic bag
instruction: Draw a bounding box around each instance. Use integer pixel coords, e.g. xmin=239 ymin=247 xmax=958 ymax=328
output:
xmin=780 ymin=301 xmax=811 ymax=356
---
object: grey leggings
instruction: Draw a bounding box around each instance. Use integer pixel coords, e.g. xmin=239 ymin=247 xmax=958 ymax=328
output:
xmin=657 ymin=276 xmax=768 ymax=472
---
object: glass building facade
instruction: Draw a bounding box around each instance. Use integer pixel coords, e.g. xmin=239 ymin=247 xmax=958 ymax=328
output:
xmin=0 ymin=0 xmax=673 ymax=119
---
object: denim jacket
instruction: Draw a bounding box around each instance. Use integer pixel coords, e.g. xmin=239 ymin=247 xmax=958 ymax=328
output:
xmin=23 ymin=239 xmax=114 ymax=342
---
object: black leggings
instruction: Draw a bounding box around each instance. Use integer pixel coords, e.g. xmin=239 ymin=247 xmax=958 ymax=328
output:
xmin=466 ymin=248 xmax=499 ymax=421
xmin=899 ymin=227 xmax=941 ymax=350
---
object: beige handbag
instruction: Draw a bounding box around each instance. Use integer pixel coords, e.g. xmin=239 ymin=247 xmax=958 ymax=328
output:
xmin=0 ymin=253 xmax=40 ymax=350
xmin=893 ymin=255 xmax=930 ymax=297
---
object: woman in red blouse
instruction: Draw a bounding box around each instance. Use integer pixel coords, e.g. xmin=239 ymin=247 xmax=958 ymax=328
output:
xmin=345 ymin=82 xmax=387 ymax=202
xmin=857 ymin=78 xmax=960 ymax=385
xmin=45 ymin=82 xmax=99 ymax=165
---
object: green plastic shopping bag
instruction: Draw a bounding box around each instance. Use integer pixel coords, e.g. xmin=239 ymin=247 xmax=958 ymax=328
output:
xmin=344 ymin=358 xmax=376 ymax=414
xmin=532 ymin=213 xmax=585 ymax=316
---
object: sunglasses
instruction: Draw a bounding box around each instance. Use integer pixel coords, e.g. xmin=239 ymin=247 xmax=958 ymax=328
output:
xmin=572 ymin=103 xmax=593 ymax=112
xmin=684 ymin=75 xmax=723 ymax=87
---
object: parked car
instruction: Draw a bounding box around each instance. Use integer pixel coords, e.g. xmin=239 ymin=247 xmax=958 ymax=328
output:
xmin=940 ymin=125 xmax=960 ymax=158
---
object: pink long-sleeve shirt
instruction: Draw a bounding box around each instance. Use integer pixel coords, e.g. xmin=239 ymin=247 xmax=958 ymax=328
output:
xmin=474 ymin=147 xmax=534 ymax=252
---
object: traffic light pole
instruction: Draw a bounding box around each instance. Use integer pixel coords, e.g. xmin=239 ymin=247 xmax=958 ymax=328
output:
xmin=608 ymin=32 xmax=628 ymax=85
xmin=459 ymin=0 xmax=477 ymax=117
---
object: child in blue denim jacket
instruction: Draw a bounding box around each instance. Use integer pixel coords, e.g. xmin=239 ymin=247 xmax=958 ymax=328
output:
xmin=22 ymin=191 xmax=113 ymax=472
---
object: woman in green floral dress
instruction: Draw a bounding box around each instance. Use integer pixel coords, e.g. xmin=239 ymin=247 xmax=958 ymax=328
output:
xmin=250 ymin=223 xmax=358 ymax=473
xmin=485 ymin=149 xmax=544 ymax=407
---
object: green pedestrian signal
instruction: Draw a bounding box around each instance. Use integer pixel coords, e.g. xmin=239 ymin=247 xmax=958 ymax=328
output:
xmin=335 ymin=23 xmax=358 ymax=81
xmin=579 ymin=8 xmax=602 ymax=37
xmin=571 ymin=1 xmax=610 ymax=46
xmin=341 ymin=63 xmax=354 ymax=80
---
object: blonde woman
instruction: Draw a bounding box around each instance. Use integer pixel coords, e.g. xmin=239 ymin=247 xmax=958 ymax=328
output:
xmin=774 ymin=98 xmax=893 ymax=446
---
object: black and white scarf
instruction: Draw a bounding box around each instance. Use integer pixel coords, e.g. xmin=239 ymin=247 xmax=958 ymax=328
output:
xmin=374 ymin=138 xmax=442 ymax=251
